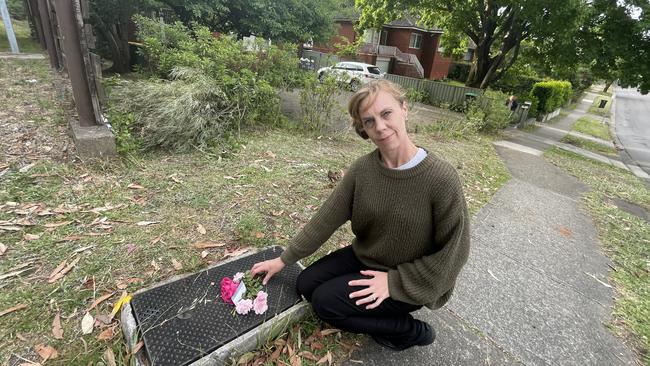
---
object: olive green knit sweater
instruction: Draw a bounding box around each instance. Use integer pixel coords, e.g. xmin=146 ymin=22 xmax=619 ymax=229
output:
xmin=280 ymin=149 xmax=470 ymax=309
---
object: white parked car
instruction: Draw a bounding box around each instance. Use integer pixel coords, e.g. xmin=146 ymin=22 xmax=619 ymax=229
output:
xmin=317 ymin=62 xmax=384 ymax=91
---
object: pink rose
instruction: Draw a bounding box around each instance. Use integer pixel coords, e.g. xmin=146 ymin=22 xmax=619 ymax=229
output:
xmin=235 ymin=299 xmax=253 ymax=315
xmin=253 ymin=291 xmax=268 ymax=315
xmin=233 ymin=272 xmax=245 ymax=283
xmin=220 ymin=277 xmax=238 ymax=304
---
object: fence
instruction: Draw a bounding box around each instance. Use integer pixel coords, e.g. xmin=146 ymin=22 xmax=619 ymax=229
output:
xmin=387 ymin=74 xmax=532 ymax=125
xmin=386 ymin=74 xmax=483 ymax=106
xmin=301 ymin=49 xmax=340 ymax=71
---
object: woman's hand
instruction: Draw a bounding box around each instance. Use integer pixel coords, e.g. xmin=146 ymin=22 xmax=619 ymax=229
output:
xmin=251 ymin=257 xmax=286 ymax=285
xmin=348 ymin=270 xmax=390 ymax=310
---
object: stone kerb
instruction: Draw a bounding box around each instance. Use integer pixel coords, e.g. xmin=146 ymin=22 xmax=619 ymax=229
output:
xmin=121 ymin=246 xmax=308 ymax=366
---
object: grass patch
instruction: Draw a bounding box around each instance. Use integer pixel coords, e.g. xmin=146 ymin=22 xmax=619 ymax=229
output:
xmin=0 ymin=58 xmax=510 ymax=365
xmin=545 ymin=147 xmax=650 ymax=365
xmin=520 ymin=123 xmax=540 ymax=133
xmin=572 ymin=116 xmax=611 ymax=141
xmin=560 ymin=135 xmax=618 ymax=157
xmin=0 ymin=19 xmax=41 ymax=53
xmin=588 ymin=95 xmax=612 ymax=117
xmin=442 ymin=80 xmax=466 ymax=87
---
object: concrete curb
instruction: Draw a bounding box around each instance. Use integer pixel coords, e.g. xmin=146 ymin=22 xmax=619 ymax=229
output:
xmin=121 ymin=248 xmax=309 ymax=366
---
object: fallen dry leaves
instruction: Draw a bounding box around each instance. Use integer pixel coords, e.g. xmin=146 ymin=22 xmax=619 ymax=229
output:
xmin=0 ymin=303 xmax=28 ymax=317
xmin=132 ymin=340 xmax=144 ymax=354
xmin=316 ymin=351 xmax=333 ymax=365
xmin=97 ymin=327 xmax=114 ymax=341
xmin=319 ymin=328 xmax=341 ymax=337
xmin=43 ymin=220 xmax=72 ymax=228
xmin=52 ymin=312 xmax=63 ymax=339
xmin=192 ymin=241 xmax=225 ymax=249
xmin=81 ymin=312 xmax=94 ymax=335
xmin=0 ymin=242 xmax=6 ymax=256
xmin=116 ymin=278 xmax=143 ymax=290
xmin=135 ymin=220 xmax=158 ymax=226
xmin=223 ymin=247 xmax=250 ymax=259
xmin=87 ymin=292 xmax=115 ymax=311
xmin=171 ymin=258 xmax=183 ymax=271
xmin=35 ymin=344 xmax=58 ymax=361
xmin=23 ymin=233 xmax=40 ymax=241
xmin=103 ymin=348 xmax=117 ymax=366
xmin=127 ymin=183 xmax=145 ymax=190
xmin=47 ymin=256 xmax=80 ymax=283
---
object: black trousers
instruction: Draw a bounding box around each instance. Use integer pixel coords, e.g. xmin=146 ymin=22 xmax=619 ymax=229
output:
xmin=296 ymin=246 xmax=423 ymax=343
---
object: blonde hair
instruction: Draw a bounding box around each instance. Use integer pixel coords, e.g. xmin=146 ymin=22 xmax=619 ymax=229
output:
xmin=348 ymin=80 xmax=406 ymax=139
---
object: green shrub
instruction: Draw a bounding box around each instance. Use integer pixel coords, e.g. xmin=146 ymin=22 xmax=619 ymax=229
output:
xmin=108 ymin=68 xmax=281 ymax=152
xmin=471 ymin=91 xmax=512 ymax=133
xmin=530 ymin=80 xmax=572 ymax=114
xmin=406 ymin=88 xmax=428 ymax=104
xmin=299 ymin=75 xmax=341 ymax=133
xmin=7 ymin=0 xmax=26 ymax=19
xmin=133 ymin=15 xmax=305 ymax=90
xmin=107 ymin=111 xmax=142 ymax=156
xmin=447 ymin=62 xmax=471 ymax=83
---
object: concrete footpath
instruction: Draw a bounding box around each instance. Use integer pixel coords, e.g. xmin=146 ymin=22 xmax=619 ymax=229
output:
xmin=345 ymin=92 xmax=638 ymax=365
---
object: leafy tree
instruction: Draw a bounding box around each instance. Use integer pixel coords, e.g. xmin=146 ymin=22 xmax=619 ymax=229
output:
xmin=91 ymin=0 xmax=336 ymax=73
xmin=219 ymin=0 xmax=337 ymax=43
xmin=581 ymin=0 xmax=650 ymax=93
xmin=355 ymin=0 xmax=588 ymax=89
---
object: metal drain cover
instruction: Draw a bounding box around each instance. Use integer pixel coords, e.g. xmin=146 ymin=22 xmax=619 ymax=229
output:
xmin=130 ymin=246 xmax=302 ymax=366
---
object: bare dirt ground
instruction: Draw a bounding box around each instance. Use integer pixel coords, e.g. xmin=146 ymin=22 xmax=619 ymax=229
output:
xmin=0 ymin=58 xmax=74 ymax=175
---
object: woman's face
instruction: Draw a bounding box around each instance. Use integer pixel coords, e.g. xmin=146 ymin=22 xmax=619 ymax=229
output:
xmin=359 ymin=90 xmax=409 ymax=152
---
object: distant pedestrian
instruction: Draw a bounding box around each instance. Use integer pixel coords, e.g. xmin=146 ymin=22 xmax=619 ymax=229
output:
xmin=506 ymin=95 xmax=519 ymax=111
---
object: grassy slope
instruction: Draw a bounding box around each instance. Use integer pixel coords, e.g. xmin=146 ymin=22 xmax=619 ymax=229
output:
xmin=0 ymin=58 xmax=511 ymax=365
xmin=545 ymin=147 xmax=650 ymax=365
xmin=0 ymin=19 xmax=41 ymax=53
xmin=572 ymin=116 xmax=611 ymax=141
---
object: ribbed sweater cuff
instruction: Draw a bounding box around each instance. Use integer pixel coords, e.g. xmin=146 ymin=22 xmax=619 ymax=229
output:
xmin=387 ymin=269 xmax=417 ymax=305
xmin=280 ymin=247 xmax=300 ymax=266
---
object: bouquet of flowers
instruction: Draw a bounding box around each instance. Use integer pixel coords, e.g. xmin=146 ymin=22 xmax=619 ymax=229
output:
xmin=220 ymin=271 xmax=268 ymax=315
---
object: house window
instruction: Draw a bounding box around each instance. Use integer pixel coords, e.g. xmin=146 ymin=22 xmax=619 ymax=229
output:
xmin=409 ymin=33 xmax=422 ymax=49
xmin=380 ymin=30 xmax=388 ymax=45
xmin=363 ymin=29 xmax=381 ymax=45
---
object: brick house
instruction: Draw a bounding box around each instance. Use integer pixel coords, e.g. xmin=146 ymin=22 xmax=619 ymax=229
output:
xmin=311 ymin=16 xmax=453 ymax=80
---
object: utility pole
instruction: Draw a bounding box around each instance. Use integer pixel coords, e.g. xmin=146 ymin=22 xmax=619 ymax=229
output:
xmin=0 ymin=0 xmax=20 ymax=53
xmin=54 ymin=0 xmax=95 ymax=127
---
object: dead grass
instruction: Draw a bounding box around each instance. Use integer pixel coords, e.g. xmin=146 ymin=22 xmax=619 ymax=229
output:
xmin=0 ymin=58 xmax=510 ymax=365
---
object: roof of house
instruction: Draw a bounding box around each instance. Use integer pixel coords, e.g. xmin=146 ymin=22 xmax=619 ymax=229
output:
xmin=384 ymin=16 xmax=443 ymax=33
xmin=332 ymin=14 xmax=443 ymax=33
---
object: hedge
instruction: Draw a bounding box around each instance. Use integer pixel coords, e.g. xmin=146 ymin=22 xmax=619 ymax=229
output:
xmin=530 ymin=80 xmax=572 ymax=114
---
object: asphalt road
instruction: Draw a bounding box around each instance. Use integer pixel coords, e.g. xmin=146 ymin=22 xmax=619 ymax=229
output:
xmin=615 ymin=87 xmax=650 ymax=174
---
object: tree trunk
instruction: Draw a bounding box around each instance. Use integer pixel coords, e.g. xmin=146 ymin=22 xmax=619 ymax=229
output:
xmin=466 ymin=43 xmax=492 ymax=88
xmin=97 ymin=21 xmax=130 ymax=73
xmin=603 ymin=80 xmax=613 ymax=93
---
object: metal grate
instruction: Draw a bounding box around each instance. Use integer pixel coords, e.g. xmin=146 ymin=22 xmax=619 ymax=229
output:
xmin=130 ymin=246 xmax=302 ymax=366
